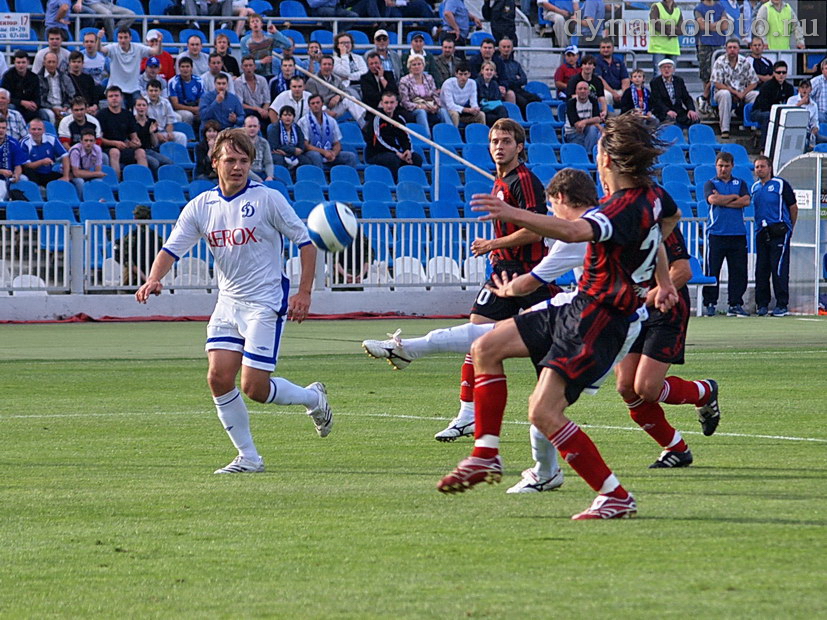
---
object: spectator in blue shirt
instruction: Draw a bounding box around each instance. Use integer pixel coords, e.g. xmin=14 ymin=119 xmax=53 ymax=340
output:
xmin=20 ymin=118 xmax=69 ymax=187
xmin=595 ymin=38 xmax=629 ymax=109
xmin=168 ymin=57 xmax=204 ymax=126
xmin=199 ymin=73 xmax=245 ymax=131
xmin=694 ymin=0 xmax=730 ymax=111
xmin=751 ymin=155 xmax=798 ymax=317
xmin=45 ymin=0 xmax=71 ymax=40
xmin=441 ymin=0 xmax=483 ymax=47
xmin=702 ymin=151 xmax=751 ymax=317
xmin=0 ymin=117 xmax=29 ymax=201
xmin=538 ymin=0 xmax=574 ymax=47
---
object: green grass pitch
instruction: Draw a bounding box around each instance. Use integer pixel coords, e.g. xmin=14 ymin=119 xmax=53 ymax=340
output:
xmin=1 ymin=317 xmax=825 ymax=618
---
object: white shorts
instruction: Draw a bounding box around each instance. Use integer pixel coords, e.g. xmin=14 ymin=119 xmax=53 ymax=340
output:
xmin=206 ymin=296 xmax=285 ymax=372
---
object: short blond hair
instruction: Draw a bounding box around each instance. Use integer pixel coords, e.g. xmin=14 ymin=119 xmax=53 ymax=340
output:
xmin=406 ymin=54 xmax=425 ymax=68
xmin=212 ymin=128 xmax=255 ymax=163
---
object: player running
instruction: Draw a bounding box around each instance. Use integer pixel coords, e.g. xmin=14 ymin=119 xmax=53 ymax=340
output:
xmin=432 ymin=118 xmax=553 ymax=443
xmin=439 ymin=114 xmax=681 ymax=520
xmin=136 ymin=128 xmax=333 ymax=475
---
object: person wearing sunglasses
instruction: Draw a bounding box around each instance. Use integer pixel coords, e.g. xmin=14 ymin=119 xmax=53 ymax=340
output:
xmin=752 ymin=60 xmax=794 ymax=149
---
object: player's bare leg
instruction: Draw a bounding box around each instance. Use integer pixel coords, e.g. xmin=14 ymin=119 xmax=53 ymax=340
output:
xmin=437 ymin=319 xmax=530 ymax=493
xmin=530 ymin=369 xmax=637 ymax=520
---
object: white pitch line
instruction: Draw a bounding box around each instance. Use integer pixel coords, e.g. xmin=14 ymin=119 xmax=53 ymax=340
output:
xmin=3 ymin=409 xmax=826 ymax=444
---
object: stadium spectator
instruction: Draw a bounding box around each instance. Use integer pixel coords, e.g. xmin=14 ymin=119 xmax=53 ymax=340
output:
xmin=365 ymin=91 xmax=423 ymax=182
xmin=114 ymin=205 xmax=162 ymax=286
xmin=553 ymin=45 xmax=580 ymax=99
xmin=132 ymin=95 xmax=175 ymax=172
xmin=307 ymin=0 xmax=358 ymax=18
xmin=333 ymin=33 xmax=367 ymax=97
xmin=786 ymin=79 xmax=826 ymax=149
xmin=183 ymin=0 xmax=233 ymax=26
xmin=720 ymin=0 xmax=744 ymax=38
xmin=0 ymin=117 xmax=28 ymax=200
xmin=168 ymin=57 xmax=205 ymax=125
xmin=98 ymin=25 xmax=163 ymax=110
xmin=564 ymin=79 xmax=602 ymax=153
xmin=401 ymin=33 xmax=439 ymax=78
xmin=754 ymin=0 xmax=805 ymax=71
xmin=576 ymin=0 xmax=607 ymax=46
xmin=619 ymin=69 xmax=653 ymax=119
xmin=650 ymin=58 xmax=699 ymax=128
xmin=371 ymin=30 xmax=403 ymax=82
xmin=58 ymin=96 xmax=103 ymax=148
xmin=276 ymin=39 xmax=308 ymax=75
xmin=213 ymin=33 xmax=240 ymax=78
xmin=269 ymin=75 xmax=310 ymax=125
xmin=45 ymin=0 xmax=71 ymax=40
xmin=176 ymin=35 xmax=210 ymax=76
xmin=595 ymin=38 xmax=629 ymax=108
xmin=711 ymin=38 xmax=759 ymax=139
xmin=748 ymin=36 xmax=774 ymax=84
xmin=67 ymin=51 xmax=98 ymax=112
xmin=33 ymin=28 xmax=70 ymax=74
xmin=20 ymin=118 xmax=69 ymax=186
xmin=0 ymin=88 xmax=29 ymax=142
xmin=566 ymin=55 xmax=607 ymax=118
xmin=37 ymin=51 xmax=76 ymax=125
xmin=242 ymin=114 xmax=274 ymax=182
xmin=68 ymin=128 xmax=105 ymax=198
xmin=200 ymin=73 xmax=245 ymax=130
xmin=468 ymin=38 xmax=497 ymax=79
xmin=239 ymin=14 xmax=292 ymax=78
xmin=229 ymin=1 xmax=255 ymax=38
xmin=305 ymin=41 xmax=324 ymax=76
xmin=475 ymin=60 xmax=508 ymax=126
xmin=82 ymin=31 xmax=109 ymax=101
xmin=648 ymin=0 xmax=682 ymax=68
xmin=298 ymin=93 xmax=360 ymax=170
xmin=140 ymin=30 xmax=176 ymax=81
xmin=195 ymin=120 xmax=221 ymax=180
xmin=202 ymin=53 xmax=238 ymax=95
xmin=810 ymin=59 xmax=827 ymax=124
xmin=441 ymin=62 xmax=485 ymax=126
xmin=482 ymin=0 xmax=518 ymax=46
xmin=538 ymin=0 xmax=574 ymax=47
xmin=433 ymin=37 xmax=458 ymax=88
xmin=378 ymin=0 xmax=434 ymax=19
xmin=752 ymin=60 xmax=794 ymax=148
xmin=235 ymin=56 xmax=271 ymax=123
xmin=702 ymin=151 xmax=751 ymax=317
xmin=752 ymin=155 xmax=798 ymax=317
xmin=146 ymin=80 xmax=188 ymax=147
xmin=266 ymin=105 xmax=312 ymax=173
xmin=138 ymin=57 xmax=169 ymax=98
xmin=1 ymin=52 xmax=41 ymax=123
xmin=268 ymin=56 xmax=297 ymax=101
xmin=441 ymin=0 xmax=483 ymax=47
xmin=308 ymin=56 xmax=365 ymax=126
xmin=694 ymin=0 xmax=730 ymax=113
xmin=97 ymin=85 xmax=148 ymax=179
xmin=77 ymin=0 xmax=135 ymax=42
xmin=494 ymin=37 xmax=539 ymax=113
xmin=399 ymin=55 xmax=451 ymax=134
xmin=361 ymin=52 xmax=399 ymax=118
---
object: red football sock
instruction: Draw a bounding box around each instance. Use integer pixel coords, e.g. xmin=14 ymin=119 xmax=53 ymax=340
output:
xmin=628 ymin=400 xmax=687 ymax=451
xmin=660 ymin=376 xmax=710 ymax=406
xmin=549 ymin=421 xmax=628 ymax=499
xmin=460 ymin=354 xmax=475 ymax=403
xmin=470 ymin=374 xmax=507 ymax=459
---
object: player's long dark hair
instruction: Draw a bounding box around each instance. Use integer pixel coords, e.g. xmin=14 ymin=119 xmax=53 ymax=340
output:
xmin=599 ymin=113 xmax=667 ymax=187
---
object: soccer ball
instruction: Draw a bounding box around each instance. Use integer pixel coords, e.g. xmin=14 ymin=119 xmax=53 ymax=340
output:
xmin=306 ymin=201 xmax=359 ymax=253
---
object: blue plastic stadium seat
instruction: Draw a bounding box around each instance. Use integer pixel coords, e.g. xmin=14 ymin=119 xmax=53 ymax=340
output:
xmin=464 ymin=180 xmax=490 ymax=203
xmin=658 ymin=145 xmax=691 ymax=169
xmin=280 ymin=29 xmax=307 ymax=52
xmin=328 ymin=181 xmax=362 ymax=207
xmin=114 ymin=201 xmax=138 ymax=219
xmin=560 ymin=143 xmax=596 ymax=170
xmin=264 ymin=180 xmax=289 ymax=198
xmin=115 ymin=0 xmax=144 ymax=13
xmin=529 ymin=123 xmax=560 ymax=145
xmin=689 ymin=144 xmax=717 ymax=166
xmin=463 ymin=144 xmax=495 ymax=171
xmin=123 ymin=164 xmax=156 ymax=187
xmin=525 ymin=101 xmax=556 ymax=125
xmin=83 ymin=180 xmax=117 ymax=205
xmin=396 ymin=182 xmax=428 ymax=204
xmin=272 ymin=165 xmax=293 ymax=188
xmin=6 ymin=202 xmax=40 ymax=220
xmin=527 ymin=143 xmax=561 ymax=169
xmin=160 ymin=142 xmax=195 ymax=170
xmin=398 ymin=165 xmax=428 ymax=187
xmin=362 ymin=201 xmax=392 ymax=219
xmin=361 ymin=181 xmax=393 ymax=205
xmin=364 ymin=164 xmax=395 ymax=187
xmin=290 ymin=200 xmax=314 ymax=218
xmin=41 ymin=201 xmax=76 ymax=251
xmin=118 ymin=181 xmax=151 ymax=203
xmin=279 ymin=0 xmax=306 ymax=15
xmin=154 ymin=180 xmax=187 ymax=204
xmin=432 ymin=123 xmax=464 ymax=151
xmin=310 ymin=29 xmax=334 ymax=53
xmin=695 ymin=201 xmax=710 ymax=219
xmin=339 ymin=122 xmax=366 ymax=153
xmin=46 ymin=180 xmax=80 ymax=203
xmin=525 ymin=80 xmax=554 ymax=103
xmin=79 ymin=201 xmax=112 ymax=222
xmin=179 ymin=28 xmax=207 ymax=44
xmin=330 ymin=165 xmax=361 ymax=186
xmin=662 ymin=165 xmax=691 ymax=187
xmin=720 ymin=143 xmax=751 ymax=167
xmin=664 ymin=181 xmax=693 ymax=204
xmin=293 ymin=180 xmax=326 ymax=204
xmin=188 ymin=179 xmax=215 ymax=198
xmin=502 ymin=101 xmax=529 ymax=127
xmin=532 ymin=164 xmax=558 ymax=185
xmin=657 ymin=124 xmax=688 ymax=147
xmin=688 ymin=124 xmax=717 ymax=145
xmin=157 ymin=164 xmax=189 ymax=187
xmin=430 ymin=201 xmax=460 ymax=218
xmin=10 ymin=179 xmax=43 ymax=205
xmin=465 ymin=123 xmax=490 ymax=145
xmin=296 ymin=165 xmax=328 ymax=189
xmin=433 ymin=182 xmax=462 ymax=206
xmin=396 ymin=200 xmax=427 ymax=218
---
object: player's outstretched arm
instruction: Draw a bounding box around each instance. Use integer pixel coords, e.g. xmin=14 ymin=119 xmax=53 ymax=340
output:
xmin=288 ymin=243 xmax=317 ymax=323
xmin=652 ymin=244 xmax=678 ymax=313
xmin=471 ymin=194 xmax=593 ymax=242
xmin=135 ymin=250 xmax=175 ymax=303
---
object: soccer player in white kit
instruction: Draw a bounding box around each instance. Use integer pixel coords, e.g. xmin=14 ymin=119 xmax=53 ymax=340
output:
xmin=136 ymin=128 xmax=333 ymax=474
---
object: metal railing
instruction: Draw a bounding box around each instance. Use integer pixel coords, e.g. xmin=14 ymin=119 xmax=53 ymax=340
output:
xmin=0 ymin=219 xmax=70 ymax=293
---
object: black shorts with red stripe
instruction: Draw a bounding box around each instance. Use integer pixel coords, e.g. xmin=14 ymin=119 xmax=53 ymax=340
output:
xmin=470 ymin=261 xmax=554 ymax=321
xmin=542 ymin=292 xmax=637 ymax=405
xmin=629 ymin=297 xmax=690 ymax=365
xmin=513 ymin=303 xmax=560 ymax=372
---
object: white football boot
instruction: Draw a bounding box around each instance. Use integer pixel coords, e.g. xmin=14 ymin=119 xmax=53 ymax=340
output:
xmin=306 ymin=382 xmax=333 ymax=437
xmin=362 ymin=329 xmax=413 ymax=370
xmin=214 ymin=455 xmax=265 ymax=474
xmin=506 ymin=468 xmax=564 ymax=493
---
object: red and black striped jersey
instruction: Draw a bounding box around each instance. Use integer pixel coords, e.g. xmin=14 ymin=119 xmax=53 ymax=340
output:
xmin=489 ymin=163 xmax=548 ymax=273
xmin=579 ymin=185 xmax=679 ymax=314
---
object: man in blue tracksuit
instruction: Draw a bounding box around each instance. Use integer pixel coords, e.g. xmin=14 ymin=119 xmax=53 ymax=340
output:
xmin=751 ymin=155 xmax=798 ymax=317
xmin=702 ymin=151 xmax=751 ymax=317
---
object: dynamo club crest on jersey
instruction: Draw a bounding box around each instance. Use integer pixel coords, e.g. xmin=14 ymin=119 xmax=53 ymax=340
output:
xmin=241 ymin=202 xmax=255 ymax=217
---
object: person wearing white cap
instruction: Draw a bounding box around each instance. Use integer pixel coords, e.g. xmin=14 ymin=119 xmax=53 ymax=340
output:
xmin=370 ymin=30 xmax=402 ymax=82
xmin=75 ymin=0 xmax=135 ymax=42
xmin=650 ymin=57 xmax=699 ymax=128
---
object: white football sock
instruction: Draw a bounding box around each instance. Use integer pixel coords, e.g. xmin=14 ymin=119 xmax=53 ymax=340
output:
xmin=402 ymin=322 xmax=496 ymax=359
xmin=530 ymin=424 xmax=560 ymax=479
xmin=213 ymin=388 xmax=258 ymax=460
xmin=266 ymin=377 xmax=319 ymax=409
xmin=457 ymin=399 xmax=475 ymax=423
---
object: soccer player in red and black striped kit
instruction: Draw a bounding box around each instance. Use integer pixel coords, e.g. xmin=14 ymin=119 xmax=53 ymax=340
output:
xmin=433 ymin=118 xmax=554 ymax=442
xmin=615 ymin=226 xmax=721 ymax=468
xmin=440 ymin=114 xmax=681 ymax=519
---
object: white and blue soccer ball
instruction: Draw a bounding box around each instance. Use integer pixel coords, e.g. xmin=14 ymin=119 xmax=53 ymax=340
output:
xmin=306 ymin=201 xmax=359 ymax=253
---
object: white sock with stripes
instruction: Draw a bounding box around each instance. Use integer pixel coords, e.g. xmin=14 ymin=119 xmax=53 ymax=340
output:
xmin=266 ymin=377 xmax=319 ymax=409
xmin=213 ymin=388 xmax=258 ymax=460
xmin=402 ymin=322 xmax=496 ymax=359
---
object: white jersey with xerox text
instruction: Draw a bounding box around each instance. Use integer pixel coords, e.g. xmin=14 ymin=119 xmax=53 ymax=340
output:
xmin=162 ymin=180 xmax=311 ymax=312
